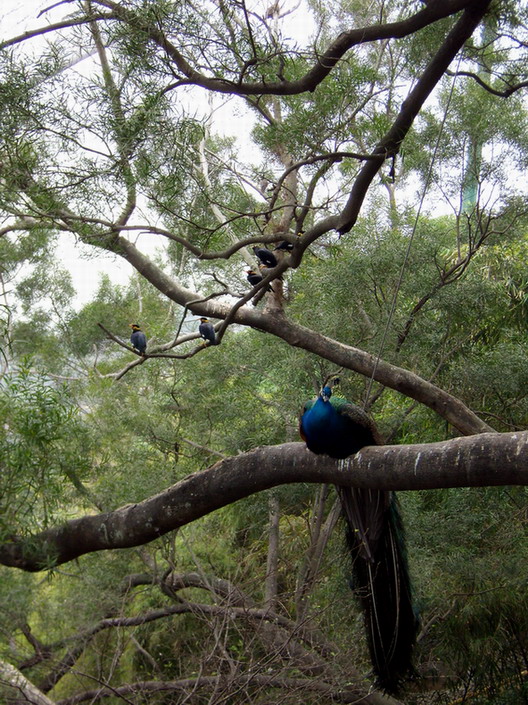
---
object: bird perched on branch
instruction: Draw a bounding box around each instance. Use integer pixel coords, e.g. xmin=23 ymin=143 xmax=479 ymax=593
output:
xmin=198 ymin=317 xmax=217 ymax=346
xmin=274 ymin=240 xmax=294 ymax=252
xmin=246 ymin=268 xmax=273 ymax=291
xmin=252 ymin=246 xmax=278 ymax=268
xmin=129 ymin=324 xmax=147 ymax=355
xmin=246 ymin=268 xmax=264 ymax=287
xmin=300 ymin=377 xmax=418 ymax=694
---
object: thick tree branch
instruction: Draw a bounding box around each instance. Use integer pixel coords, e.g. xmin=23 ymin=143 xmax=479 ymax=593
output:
xmin=0 ymin=659 xmax=55 ymax=705
xmin=1 ymin=431 xmax=526 ymax=572
xmin=90 ymin=0 xmax=479 ymax=97
xmin=113 ymin=236 xmax=492 ymax=435
xmin=337 ymin=0 xmax=492 ymax=233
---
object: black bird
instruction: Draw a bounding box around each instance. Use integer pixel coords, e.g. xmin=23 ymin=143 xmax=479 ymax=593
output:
xmin=300 ymin=377 xmax=418 ymax=694
xmin=130 ymin=324 xmax=147 ymax=355
xmin=274 ymin=240 xmax=294 ymax=252
xmin=198 ymin=317 xmax=217 ymax=346
xmin=252 ymin=246 xmax=278 ymax=268
xmin=246 ymin=268 xmax=273 ymax=291
xmin=246 ymin=268 xmax=263 ymax=287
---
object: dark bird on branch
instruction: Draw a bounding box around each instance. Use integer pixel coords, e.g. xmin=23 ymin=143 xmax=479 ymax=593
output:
xmin=252 ymin=246 xmax=278 ymax=268
xmin=198 ymin=317 xmax=217 ymax=346
xmin=246 ymin=268 xmax=263 ymax=287
xmin=274 ymin=240 xmax=294 ymax=252
xmin=130 ymin=324 xmax=147 ymax=355
xmin=246 ymin=268 xmax=273 ymax=291
xmin=300 ymin=377 xmax=419 ymax=694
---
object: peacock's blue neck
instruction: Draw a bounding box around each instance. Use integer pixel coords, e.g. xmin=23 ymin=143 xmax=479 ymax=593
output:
xmin=302 ymin=395 xmax=351 ymax=457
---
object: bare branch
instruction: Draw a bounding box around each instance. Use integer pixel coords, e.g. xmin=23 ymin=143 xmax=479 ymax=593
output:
xmin=446 ymin=69 xmax=528 ymax=97
xmin=54 ymin=672 xmax=390 ymax=705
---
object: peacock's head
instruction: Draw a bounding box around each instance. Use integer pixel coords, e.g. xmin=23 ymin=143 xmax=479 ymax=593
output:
xmin=320 ymin=376 xmax=340 ymax=401
xmin=321 ymin=386 xmax=333 ymax=402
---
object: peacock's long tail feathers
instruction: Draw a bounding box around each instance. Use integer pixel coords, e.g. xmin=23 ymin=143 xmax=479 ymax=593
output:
xmin=337 ymin=486 xmax=419 ymax=694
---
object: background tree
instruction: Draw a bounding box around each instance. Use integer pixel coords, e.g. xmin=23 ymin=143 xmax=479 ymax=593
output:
xmin=0 ymin=1 xmax=527 ymax=703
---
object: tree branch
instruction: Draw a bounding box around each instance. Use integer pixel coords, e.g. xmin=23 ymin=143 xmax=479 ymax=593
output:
xmin=112 ymin=235 xmax=492 ymax=435
xmin=336 ymin=0 xmax=492 ymax=233
xmin=0 ymin=658 xmax=55 ymax=705
xmin=89 ymin=0 xmax=480 ymax=97
xmin=54 ymin=672 xmax=392 ymax=705
xmin=1 ymin=431 xmax=526 ymax=571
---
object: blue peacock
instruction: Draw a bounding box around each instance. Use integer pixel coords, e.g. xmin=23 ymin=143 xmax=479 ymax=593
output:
xmin=300 ymin=376 xmax=419 ymax=694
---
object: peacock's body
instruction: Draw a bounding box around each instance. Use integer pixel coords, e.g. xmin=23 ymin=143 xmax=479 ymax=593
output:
xmin=252 ymin=246 xmax=278 ymax=268
xmin=300 ymin=378 xmax=419 ymax=694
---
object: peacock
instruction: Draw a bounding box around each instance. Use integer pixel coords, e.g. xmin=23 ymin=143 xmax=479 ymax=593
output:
xmin=246 ymin=268 xmax=273 ymax=291
xmin=274 ymin=240 xmax=294 ymax=252
xmin=246 ymin=268 xmax=264 ymax=287
xmin=300 ymin=377 xmax=419 ymax=694
xmin=129 ymin=323 xmax=147 ymax=355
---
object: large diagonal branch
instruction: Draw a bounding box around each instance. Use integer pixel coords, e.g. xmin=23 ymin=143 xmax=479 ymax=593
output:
xmin=114 ymin=234 xmax=492 ymax=435
xmin=89 ymin=0 xmax=480 ymax=96
xmin=0 ymin=659 xmax=55 ymax=705
xmin=336 ymin=0 xmax=492 ymax=233
xmin=4 ymin=1 xmax=492 ymax=435
xmin=1 ymin=431 xmax=526 ymax=572
xmin=0 ymin=189 xmax=488 ymax=433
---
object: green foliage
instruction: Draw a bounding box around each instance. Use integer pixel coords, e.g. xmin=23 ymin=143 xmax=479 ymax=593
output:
xmin=0 ymin=1 xmax=528 ymax=702
xmin=404 ymin=485 xmax=528 ymax=702
xmin=0 ymin=363 xmax=92 ymax=537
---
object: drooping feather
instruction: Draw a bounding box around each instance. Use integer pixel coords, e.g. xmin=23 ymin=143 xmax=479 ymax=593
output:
xmin=300 ymin=379 xmax=419 ymax=694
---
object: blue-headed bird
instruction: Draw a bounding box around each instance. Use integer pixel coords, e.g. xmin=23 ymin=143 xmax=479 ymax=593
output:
xmin=300 ymin=377 xmax=418 ymax=694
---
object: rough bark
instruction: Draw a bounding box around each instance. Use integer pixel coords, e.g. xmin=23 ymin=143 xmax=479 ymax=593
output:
xmin=0 ymin=659 xmax=55 ymax=705
xmin=1 ymin=431 xmax=526 ymax=572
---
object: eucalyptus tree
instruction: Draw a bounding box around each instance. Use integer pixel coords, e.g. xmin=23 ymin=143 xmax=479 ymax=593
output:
xmin=1 ymin=1 xmax=528 ymax=703
xmin=0 ymin=0 xmax=516 ymax=426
